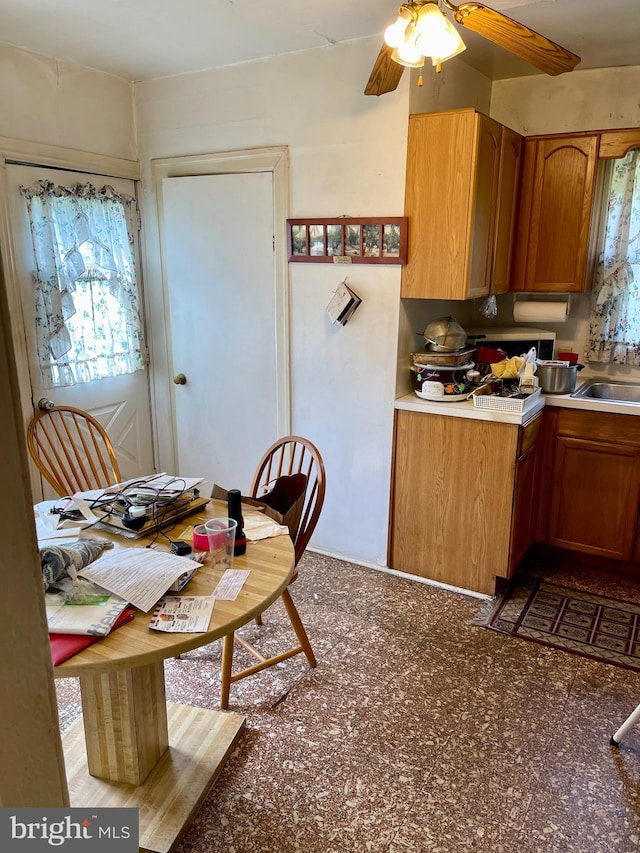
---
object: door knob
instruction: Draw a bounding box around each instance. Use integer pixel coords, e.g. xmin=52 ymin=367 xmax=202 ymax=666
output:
xmin=173 ymin=373 xmax=187 ymax=385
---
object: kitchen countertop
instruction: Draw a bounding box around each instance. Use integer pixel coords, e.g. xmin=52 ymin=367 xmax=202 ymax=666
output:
xmin=542 ymin=391 xmax=640 ymax=416
xmin=395 ymin=383 xmax=640 ymax=423
xmin=394 ymin=392 xmax=546 ymax=425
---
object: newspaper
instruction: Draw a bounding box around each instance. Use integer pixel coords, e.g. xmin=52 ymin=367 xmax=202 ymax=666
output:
xmin=149 ymin=596 xmax=215 ymax=633
xmin=46 ymin=595 xmax=130 ymax=635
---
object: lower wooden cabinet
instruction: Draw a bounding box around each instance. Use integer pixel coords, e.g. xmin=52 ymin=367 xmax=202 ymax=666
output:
xmin=509 ymin=435 xmax=541 ymax=575
xmin=389 ymin=409 xmax=542 ymax=595
xmin=547 ymin=410 xmax=640 ymax=560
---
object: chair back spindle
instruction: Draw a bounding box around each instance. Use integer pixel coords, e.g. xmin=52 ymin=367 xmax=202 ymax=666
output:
xmin=27 ymin=404 xmax=121 ymax=497
xmin=251 ymin=436 xmax=325 ymax=565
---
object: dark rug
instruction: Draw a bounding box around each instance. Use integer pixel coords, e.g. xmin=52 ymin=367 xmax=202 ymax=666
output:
xmin=480 ymin=576 xmax=640 ymax=672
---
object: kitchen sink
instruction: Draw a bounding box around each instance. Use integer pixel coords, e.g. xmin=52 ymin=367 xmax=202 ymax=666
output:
xmin=571 ymin=379 xmax=640 ymax=404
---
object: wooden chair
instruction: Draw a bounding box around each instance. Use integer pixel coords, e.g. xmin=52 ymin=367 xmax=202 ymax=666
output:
xmin=220 ymin=435 xmax=326 ymax=709
xmin=26 ymin=400 xmax=121 ymax=497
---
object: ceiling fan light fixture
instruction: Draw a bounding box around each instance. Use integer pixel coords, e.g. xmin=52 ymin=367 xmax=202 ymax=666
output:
xmin=414 ymin=3 xmax=466 ymax=62
xmin=390 ymin=44 xmax=424 ymax=68
xmin=429 ymin=39 xmax=467 ymax=66
xmin=383 ymin=6 xmax=416 ymax=49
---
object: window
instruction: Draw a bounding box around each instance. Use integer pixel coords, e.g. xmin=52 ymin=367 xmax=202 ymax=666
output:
xmin=587 ymin=148 xmax=640 ymax=365
xmin=21 ymin=181 xmax=146 ymax=386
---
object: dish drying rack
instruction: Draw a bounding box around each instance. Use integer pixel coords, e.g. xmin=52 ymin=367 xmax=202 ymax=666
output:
xmin=471 ymin=382 xmax=541 ymax=413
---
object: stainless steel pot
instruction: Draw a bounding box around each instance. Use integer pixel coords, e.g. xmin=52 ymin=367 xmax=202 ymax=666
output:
xmin=537 ymin=362 xmax=585 ymax=394
xmin=412 ymin=345 xmax=476 ymax=367
xmin=423 ymin=316 xmax=467 ymax=352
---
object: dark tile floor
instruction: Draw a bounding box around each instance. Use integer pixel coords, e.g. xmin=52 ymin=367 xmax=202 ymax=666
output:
xmin=55 ymin=550 xmax=640 ymax=853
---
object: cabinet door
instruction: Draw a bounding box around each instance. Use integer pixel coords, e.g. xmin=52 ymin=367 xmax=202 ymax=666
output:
xmin=401 ymin=109 xmax=501 ymax=300
xmin=389 ymin=409 xmax=517 ymax=595
xmin=512 ymin=134 xmax=599 ymax=292
xmin=491 ymin=127 xmax=523 ymax=294
xmin=467 ymin=113 xmax=502 ymax=299
xmin=547 ymin=436 xmax=640 ymax=560
xmin=508 ymin=443 xmax=539 ymax=577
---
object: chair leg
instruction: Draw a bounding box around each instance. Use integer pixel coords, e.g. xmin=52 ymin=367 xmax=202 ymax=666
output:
xmin=219 ymin=591 xmax=316 ymax=709
xmin=220 ymin=632 xmax=234 ymax=710
xmin=255 ymin=613 xmax=263 ymax=626
xmin=282 ymin=587 xmax=317 ymax=668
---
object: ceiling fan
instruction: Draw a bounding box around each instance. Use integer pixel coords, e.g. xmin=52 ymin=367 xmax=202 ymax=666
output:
xmin=365 ymin=0 xmax=580 ymax=96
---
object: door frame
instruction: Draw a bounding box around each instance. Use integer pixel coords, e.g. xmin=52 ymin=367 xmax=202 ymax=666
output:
xmin=0 ymin=136 xmax=141 ymax=495
xmin=150 ymin=147 xmax=291 ymax=475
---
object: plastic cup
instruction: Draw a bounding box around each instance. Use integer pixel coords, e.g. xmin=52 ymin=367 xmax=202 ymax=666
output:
xmin=203 ymin=517 xmax=237 ymax=571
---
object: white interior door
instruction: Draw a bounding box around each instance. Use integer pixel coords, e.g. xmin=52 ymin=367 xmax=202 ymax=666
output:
xmin=160 ymin=171 xmax=280 ymax=495
xmin=6 ymin=164 xmax=155 ymax=497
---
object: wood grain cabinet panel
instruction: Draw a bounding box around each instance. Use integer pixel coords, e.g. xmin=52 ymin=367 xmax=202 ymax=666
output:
xmin=389 ymin=409 xmax=542 ymax=594
xmin=547 ymin=436 xmax=640 ymax=560
xmin=511 ymin=134 xmax=599 ymax=292
xmin=545 ymin=410 xmax=640 ymax=562
xmin=402 ymin=109 xmax=504 ymax=300
xmin=491 ymin=127 xmax=523 ymax=295
xmin=508 ymin=413 xmax=544 ymax=577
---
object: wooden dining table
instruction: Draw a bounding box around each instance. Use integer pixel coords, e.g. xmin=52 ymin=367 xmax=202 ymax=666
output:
xmin=54 ymin=499 xmax=294 ymax=853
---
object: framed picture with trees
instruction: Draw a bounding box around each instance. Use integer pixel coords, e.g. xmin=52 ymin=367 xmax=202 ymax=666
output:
xmin=287 ymin=217 xmax=408 ymax=265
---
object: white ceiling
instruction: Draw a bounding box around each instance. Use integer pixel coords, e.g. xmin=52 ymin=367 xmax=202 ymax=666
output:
xmin=0 ymin=0 xmax=638 ymax=83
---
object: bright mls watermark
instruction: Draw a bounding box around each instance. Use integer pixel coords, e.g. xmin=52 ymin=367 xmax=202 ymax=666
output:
xmin=0 ymin=809 xmax=138 ymax=851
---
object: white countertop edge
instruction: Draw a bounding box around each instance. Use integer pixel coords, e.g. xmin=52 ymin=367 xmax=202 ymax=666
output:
xmin=396 ymin=387 xmax=640 ymax=421
xmin=394 ymin=393 xmax=546 ymax=425
xmin=542 ymin=393 xmax=640 ymax=416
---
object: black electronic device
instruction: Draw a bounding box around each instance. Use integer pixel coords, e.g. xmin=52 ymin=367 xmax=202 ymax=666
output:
xmin=120 ymin=513 xmax=147 ymax=531
xmin=170 ymin=540 xmax=192 ymax=556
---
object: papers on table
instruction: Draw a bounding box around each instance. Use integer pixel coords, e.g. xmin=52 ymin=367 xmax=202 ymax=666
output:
xmin=72 ymin=473 xmax=205 ymax=503
xmin=149 ymin=568 xmax=250 ymax=632
xmin=78 ymin=548 xmax=203 ymax=612
xmin=243 ymin=511 xmax=289 ymax=541
xmin=212 ymin=569 xmax=250 ymax=601
xmin=149 ymin=596 xmax=215 ymax=633
xmin=34 ymin=500 xmax=90 ymax=543
xmin=46 ymin=594 xmax=130 ymax=635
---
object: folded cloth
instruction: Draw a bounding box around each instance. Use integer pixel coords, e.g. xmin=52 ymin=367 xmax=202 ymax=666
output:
xmin=243 ymin=512 xmax=289 ymax=541
xmin=491 ymin=356 xmax=523 ymax=379
xmin=40 ymin=539 xmax=113 ymax=592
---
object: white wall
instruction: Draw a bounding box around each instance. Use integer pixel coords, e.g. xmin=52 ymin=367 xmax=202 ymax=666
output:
xmin=490 ymin=65 xmax=640 ymax=136
xmin=0 ymin=44 xmax=135 ymax=159
xmin=135 ymin=39 xmax=497 ymax=567
xmin=409 ymin=58 xmax=492 ymax=116
xmin=136 ymin=38 xmax=409 ymax=566
xmin=135 ymin=38 xmax=498 ymax=565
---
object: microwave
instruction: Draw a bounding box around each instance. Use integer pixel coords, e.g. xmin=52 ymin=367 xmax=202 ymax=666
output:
xmin=465 ymin=326 xmax=556 ymax=360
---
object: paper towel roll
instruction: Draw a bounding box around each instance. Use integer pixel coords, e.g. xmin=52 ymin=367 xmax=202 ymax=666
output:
xmin=513 ymin=300 xmax=568 ymax=323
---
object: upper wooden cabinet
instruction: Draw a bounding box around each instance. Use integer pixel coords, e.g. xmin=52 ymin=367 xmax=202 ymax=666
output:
xmin=491 ymin=127 xmax=523 ymax=295
xmin=511 ymin=133 xmax=600 ymax=293
xmin=402 ymin=109 xmax=521 ymax=300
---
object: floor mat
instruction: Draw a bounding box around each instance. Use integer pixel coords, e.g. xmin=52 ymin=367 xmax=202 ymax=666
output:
xmin=481 ymin=575 xmax=640 ymax=672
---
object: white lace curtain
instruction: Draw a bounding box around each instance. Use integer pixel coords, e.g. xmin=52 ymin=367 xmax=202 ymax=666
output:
xmin=587 ymin=149 xmax=640 ymax=365
xmin=21 ymin=180 xmax=146 ymax=386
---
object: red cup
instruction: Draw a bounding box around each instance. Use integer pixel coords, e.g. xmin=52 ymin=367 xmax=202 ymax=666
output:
xmin=558 ymin=351 xmax=579 ymax=364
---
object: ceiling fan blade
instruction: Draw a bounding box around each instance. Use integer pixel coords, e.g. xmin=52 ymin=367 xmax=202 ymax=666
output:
xmin=453 ymin=2 xmax=580 ymax=76
xmin=365 ymin=43 xmax=405 ymax=96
